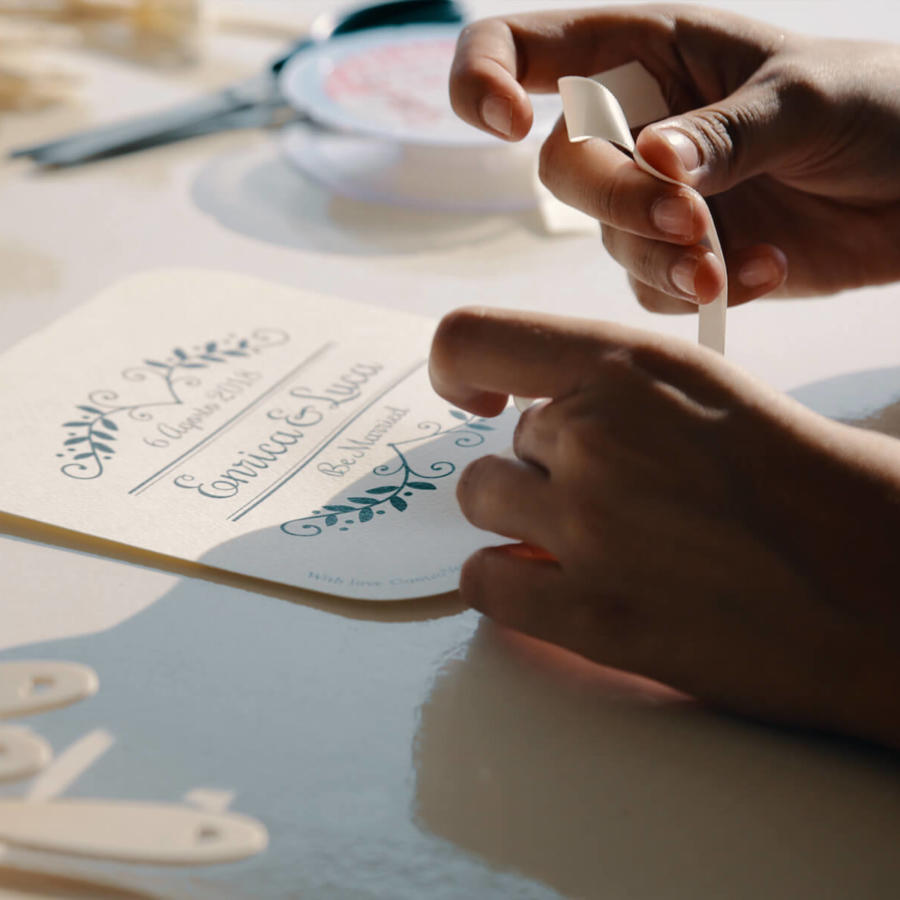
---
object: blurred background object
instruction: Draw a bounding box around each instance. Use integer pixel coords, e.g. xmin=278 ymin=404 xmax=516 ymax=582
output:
xmin=0 ymin=1 xmax=204 ymax=67
xmin=0 ymin=16 xmax=79 ymax=109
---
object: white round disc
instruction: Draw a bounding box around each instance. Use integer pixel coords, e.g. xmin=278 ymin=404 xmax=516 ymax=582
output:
xmin=281 ymin=124 xmax=544 ymax=212
xmin=279 ymin=25 xmax=560 ymax=147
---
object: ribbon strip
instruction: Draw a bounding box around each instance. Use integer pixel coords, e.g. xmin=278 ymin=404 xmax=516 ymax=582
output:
xmin=558 ymin=62 xmax=727 ymax=354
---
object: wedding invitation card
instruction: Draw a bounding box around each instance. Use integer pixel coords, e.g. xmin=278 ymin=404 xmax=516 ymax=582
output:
xmin=0 ymin=269 xmax=515 ymax=599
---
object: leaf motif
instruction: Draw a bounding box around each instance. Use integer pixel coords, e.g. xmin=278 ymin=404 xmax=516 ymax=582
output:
xmin=92 ymin=431 xmax=115 ymax=441
xmin=201 ymin=354 xmax=225 ymax=363
xmin=389 ymin=496 xmax=408 ymax=512
xmin=322 ymin=504 xmax=355 ymax=513
xmin=407 ymin=481 xmax=436 ymax=490
xmin=145 ymin=359 xmax=169 ymax=368
xmin=77 ymin=405 xmax=101 ymax=415
xmin=92 ymin=442 xmax=115 ymax=454
xmin=101 ymin=418 xmax=118 ymax=431
xmin=222 ymin=349 xmax=248 ymax=357
xmin=63 ymin=421 xmax=90 ymax=428
xmin=238 ymin=338 xmax=249 ymax=348
xmin=449 ymin=409 xmax=468 ymax=421
xmin=366 ymin=485 xmax=398 ymax=494
xmin=347 ymin=496 xmax=378 ymax=505
xmin=180 ymin=363 xmax=206 ymax=369
xmin=65 ymin=436 xmax=88 ymax=445
xmin=468 ymin=423 xmax=493 ymax=431
xmin=173 ymin=347 xmax=188 ymax=359
xmin=74 ymin=452 xmax=94 ymax=460
xmin=359 ymin=507 xmax=374 ymax=523
xmin=205 ymin=341 xmax=218 ymax=352
xmin=324 ymin=515 xmax=338 ymax=526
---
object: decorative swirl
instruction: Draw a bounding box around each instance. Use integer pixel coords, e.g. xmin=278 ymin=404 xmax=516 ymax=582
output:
xmin=87 ymin=389 xmax=119 ymax=407
xmin=280 ymin=521 xmax=323 ymax=538
xmin=373 ymin=458 xmax=405 ymax=477
xmin=121 ymin=367 xmax=161 ymax=384
xmin=453 ymin=431 xmax=486 ymax=448
xmin=251 ymin=328 xmax=290 ymax=349
xmin=59 ymin=329 xmax=290 ymax=481
xmin=169 ymin=374 xmax=202 ymax=390
xmin=416 ymin=460 xmax=455 ymax=477
xmin=281 ymin=410 xmax=494 ymax=538
xmin=61 ymin=458 xmax=103 ymax=480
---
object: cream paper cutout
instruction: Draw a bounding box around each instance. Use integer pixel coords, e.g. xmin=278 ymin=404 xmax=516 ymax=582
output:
xmin=0 ymin=661 xmax=98 ymax=719
xmin=0 ymin=798 xmax=268 ymax=865
xmin=0 ymin=726 xmax=51 ymax=783
xmin=558 ymin=65 xmax=727 ymax=354
xmin=0 ymin=269 xmax=516 ymax=601
xmin=25 ymin=728 xmax=115 ymax=803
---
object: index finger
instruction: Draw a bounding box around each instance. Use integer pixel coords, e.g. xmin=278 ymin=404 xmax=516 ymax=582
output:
xmin=449 ymin=7 xmax=680 ymax=140
xmin=428 ymin=306 xmax=706 ymax=416
xmin=449 ymin=4 xmax=780 ymax=141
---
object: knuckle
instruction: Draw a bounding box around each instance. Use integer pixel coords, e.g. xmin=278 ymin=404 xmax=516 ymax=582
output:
xmin=537 ymin=130 xmax=565 ymax=192
xmin=512 ymin=405 xmax=537 ymax=454
xmin=689 ymin=107 xmax=742 ymax=173
xmin=459 ymin=549 xmax=490 ymax=606
xmin=591 ymin=168 xmax=622 ymax=224
xmin=629 ymin=275 xmax=675 ymax=313
xmin=455 ymin=455 xmax=492 ymax=519
xmin=770 ymin=59 xmax=831 ymax=118
xmin=635 ymin=238 xmax=665 ymax=288
xmin=600 ymin=224 xmax=618 ymax=256
xmin=556 ymin=415 xmax=604 ymax=474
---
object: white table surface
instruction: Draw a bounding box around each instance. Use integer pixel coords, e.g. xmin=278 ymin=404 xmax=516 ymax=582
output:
xmin=2 ymin=2 xmax=899 ymax=898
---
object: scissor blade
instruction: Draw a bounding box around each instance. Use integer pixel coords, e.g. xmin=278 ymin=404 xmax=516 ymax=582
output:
xmin=10 ymin=75 xmax=275 ymax=165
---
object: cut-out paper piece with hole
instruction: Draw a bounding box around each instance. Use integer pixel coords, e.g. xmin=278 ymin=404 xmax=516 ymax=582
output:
xmin=0 ymin=726 xmax=52 ymax=783
xmin=558 ymin=64 xmax=727 ymax=354
xmin=0 ymin=799 xmax=268 ymax=865
xmin=0 ymin=661 xmax=99 ymax=720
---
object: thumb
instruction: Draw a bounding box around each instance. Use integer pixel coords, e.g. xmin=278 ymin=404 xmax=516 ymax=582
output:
xmin=635 ymin=80 xmax=791 ymax=196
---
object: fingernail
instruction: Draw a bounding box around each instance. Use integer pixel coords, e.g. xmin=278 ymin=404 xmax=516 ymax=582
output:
xmin=655 ymin=127 xmax=702 ymax=173
xmin=738 ymin=256 xmax=781 ymax=288
xmin=651 ymin=194 xmax=695 ymax=239
xmin=671 ymin=255 xmax=700 ymax=298
xmin=509 ymin=543 xmax=557 ymax=561
xmin=480 ymin=94 xmax=512 ymax=137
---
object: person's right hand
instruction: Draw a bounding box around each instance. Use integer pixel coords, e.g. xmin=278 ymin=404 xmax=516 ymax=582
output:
xmin=450 ymin=5 xmax=900 ymax=312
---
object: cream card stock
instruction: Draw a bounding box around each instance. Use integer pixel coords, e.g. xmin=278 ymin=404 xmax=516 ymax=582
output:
xmin=0 ymin=270 xmax=516 ymax=600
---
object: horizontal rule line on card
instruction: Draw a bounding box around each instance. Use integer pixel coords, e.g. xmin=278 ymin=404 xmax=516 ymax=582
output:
xmin=228 ymin=359 xmax=426 ymax=523
xmin=129 ymin=343 xmax=334 ymax=496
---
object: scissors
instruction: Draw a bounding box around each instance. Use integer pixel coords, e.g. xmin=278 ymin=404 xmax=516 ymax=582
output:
xmin=10 ymin=0 xmax=464 ymax=167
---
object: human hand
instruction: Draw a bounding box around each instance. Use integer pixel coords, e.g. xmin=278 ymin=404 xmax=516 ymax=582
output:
xmin=450 ymin=5 xmax=900 ymax=312
xmin=430 ymin=307 xmax=900 ymax=746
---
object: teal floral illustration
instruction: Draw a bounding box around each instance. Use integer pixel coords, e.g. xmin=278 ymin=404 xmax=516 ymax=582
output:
xmin=58 ymin=330 xmax=288 ymax=480
xmin=281 ymin=410 xmax=493 ymax=537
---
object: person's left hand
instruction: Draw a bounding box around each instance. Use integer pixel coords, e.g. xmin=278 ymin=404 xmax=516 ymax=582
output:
xmin=429 ymin=306 xmax=900 ymax=747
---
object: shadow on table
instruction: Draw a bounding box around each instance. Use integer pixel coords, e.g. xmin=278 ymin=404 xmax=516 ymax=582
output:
xmin=3 ymin=367 xmax=900 ymax=898
xmin=789 ymin=364 xmax=900 ymax=438
xmin=190 ymin=140 xmax=539 ymax=257
xmin=413 ymin=620 xmax=900 ymax=900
